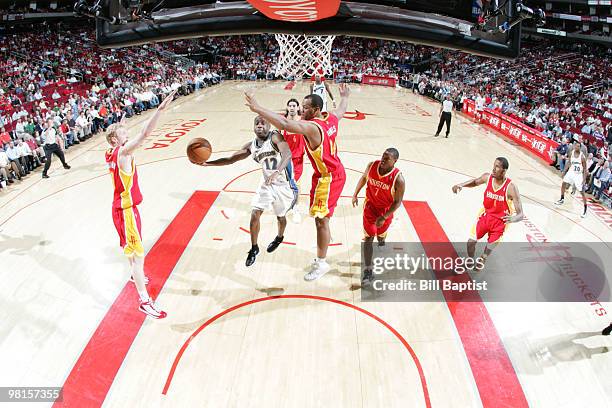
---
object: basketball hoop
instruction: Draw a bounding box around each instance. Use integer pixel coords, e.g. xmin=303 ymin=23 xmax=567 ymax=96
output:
xmin=274 ymin=34 xmax=336 ymax=80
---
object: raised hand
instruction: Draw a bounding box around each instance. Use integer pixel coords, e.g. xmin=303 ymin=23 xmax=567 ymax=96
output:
xmin=158 ymin=90 xmax=178 ymax=111
xmin=452 ymin=184 xmax=462 ymax=194
xmin=244 ymin=91 xmax=260 ymax=113
xmin=338 ymin=83 xmax=350 ymax=98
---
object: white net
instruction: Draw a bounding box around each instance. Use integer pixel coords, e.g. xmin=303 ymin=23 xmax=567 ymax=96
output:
xmin=274 ymin=34 xmax=336 ymax=80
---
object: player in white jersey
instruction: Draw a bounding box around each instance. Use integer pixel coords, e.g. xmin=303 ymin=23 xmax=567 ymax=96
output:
xmin=310 ymin=74 xmax=335 ymax=112
xmin=202 ymin=116 xmax=298 ymax=266
xmin=555 ymin=142 xmax=588 ymax=217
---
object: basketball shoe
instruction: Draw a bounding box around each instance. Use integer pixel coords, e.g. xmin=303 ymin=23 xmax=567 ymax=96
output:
xmin=246 ymin=245 xmax=259 ymax=267
xmin=139 ymin=300 xmax=167 ymax=319
xmin=362 ymin=268 xmax=374 ymax=284
xmin=267 ymin=236 xmax=283 ymax=253
xmin=304 ymin=258 xmax=331 ymax=281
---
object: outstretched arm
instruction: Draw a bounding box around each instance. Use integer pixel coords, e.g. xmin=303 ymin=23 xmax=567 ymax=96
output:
xmin=264 ymin=132 xmax=293 ymax=185
xmin=203 ymin=142 xmax=251 ymax=166
xmin=121 ymin=90 xmax=176 ymax=156
xmin=503 ymin=182 xmax=524 ymax=223
xmin=331 ymin=83 xmax=350 ymax=121
xmin=452 ymin=173 xmax=489 ymax=193
xmin=352 ymin=162 xmax=373 ymax=207
xmin=245 ymin=92 xmax=320 ymax=143
xmin=325 ymin=82 xmax=334 ymax=101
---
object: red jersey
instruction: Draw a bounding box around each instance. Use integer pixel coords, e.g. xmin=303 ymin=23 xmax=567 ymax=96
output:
xmin=26 ymin=139 xmax=38 ymax=151
xmin=483 ymin=175 xmax=512 ymax=217
xmin=282 ymin=129 xmax=305 ymax=161
xmin=366 ymin=161 xmax=401 ymax=210
xmin=0 ymin=132 xmax=11 ymax=144
xmin=305 ymin=113 xmax=344 ymax=177
xmin=105 ymin=146 xmax=142 ymax=209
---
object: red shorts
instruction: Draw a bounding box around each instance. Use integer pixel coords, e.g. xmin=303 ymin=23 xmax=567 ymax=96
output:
xmin=472 ymin=211 xmax=507 ymax=244
xmin=292 ymin=157 xmax=303 ymax=182
xmin=363 ymin=203 xmax=392 ymax=238
xmin=309 ymin=170 xmax=346 ymax=218
xmin=112 ymin=205 xmax=144 ymax=257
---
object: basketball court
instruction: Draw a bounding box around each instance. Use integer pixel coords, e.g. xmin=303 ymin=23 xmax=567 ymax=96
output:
xmin=1 ymin=80 xmax=611 ymax=407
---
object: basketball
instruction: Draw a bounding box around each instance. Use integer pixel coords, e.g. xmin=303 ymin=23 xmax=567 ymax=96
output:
xmin=187 ymin=138 xmax=212 ymax=164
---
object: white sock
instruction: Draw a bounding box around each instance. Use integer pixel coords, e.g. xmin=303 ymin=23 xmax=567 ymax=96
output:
xmin=317 ymin=257 xmax=327 ymax=265
xmin=138 ymin=291 xmax=150 ymax=303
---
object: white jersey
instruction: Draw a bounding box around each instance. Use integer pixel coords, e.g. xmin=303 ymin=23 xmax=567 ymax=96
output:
xmin=250 ymin=132 xmax=295 ymax=186
xmin=563 ymin=150 xmax=585 ymax=190
xmin=312 ymin=82 xmax=328 ymax=111
xmin=568 ymin=150 xmax=584 ymax=174
xmin=249 ymin=132 xmax=298 ymax=216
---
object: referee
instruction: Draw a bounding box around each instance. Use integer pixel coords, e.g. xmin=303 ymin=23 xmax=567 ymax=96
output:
xmin=41 ymin=119 xmax=70 ymax=179
xmin=435 ymin=95 xmax=454 ymax=138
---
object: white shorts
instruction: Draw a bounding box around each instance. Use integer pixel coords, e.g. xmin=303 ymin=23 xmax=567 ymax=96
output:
xmin=563 ymin=171 xmax=584 ymax=191
xmin=321 ymin=95 xmax=329 ymax=112
xmin=251 ymin=182 xmax=298 ymax=217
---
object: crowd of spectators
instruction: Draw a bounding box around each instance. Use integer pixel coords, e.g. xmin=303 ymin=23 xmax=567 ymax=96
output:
xmin=330 ymin=37 xmax=434 ymax=83
xmin=156 ymin=34 xmax=435 ymax=82
xmin=404 ymin=42 xmax=611 ymax=142
xmin=0 ymin=24 xmax=221 ymax=190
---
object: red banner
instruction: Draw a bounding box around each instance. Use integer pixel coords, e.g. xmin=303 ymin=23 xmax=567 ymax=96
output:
xmin=247 ymin=0 xmax=340 ymax=22
xmin=362 ymin=74 xmax=396 ymax=87
xmin=463 ymin=99 xmax=477 ymax=117
xmin=462 ymin=99 xmax=559 ymax=163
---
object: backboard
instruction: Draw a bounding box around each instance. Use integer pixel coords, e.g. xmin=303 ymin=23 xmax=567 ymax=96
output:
xmin=95 ymin=0 xmax=522 ymax=59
